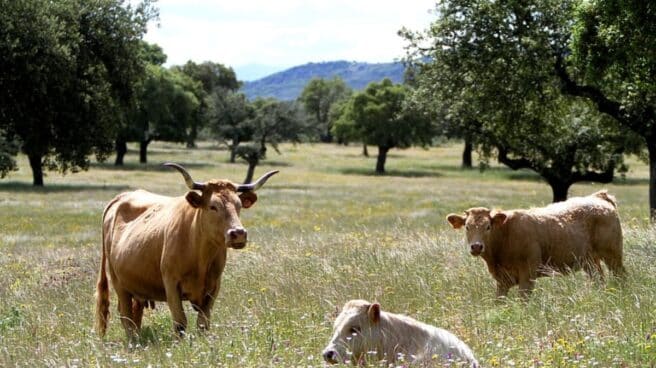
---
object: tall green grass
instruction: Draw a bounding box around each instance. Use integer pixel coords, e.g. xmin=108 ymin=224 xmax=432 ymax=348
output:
xmin=0 ymin=142 xmax=654 ymax=367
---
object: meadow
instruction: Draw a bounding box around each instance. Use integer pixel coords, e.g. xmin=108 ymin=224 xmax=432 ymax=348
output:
xmin=0 ymin=142 xmax=654 ymax=367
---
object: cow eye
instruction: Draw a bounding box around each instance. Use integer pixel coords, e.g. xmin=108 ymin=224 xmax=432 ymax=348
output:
xmin=349 ymin=326 xmax=361 ymax=335
xmin=465 ymin=225 xmax=470 ymax=231
xmin=486 ymin=224 xmax=491 ymax=231
xmin=209 ymin=205 xmax=218 ymax=212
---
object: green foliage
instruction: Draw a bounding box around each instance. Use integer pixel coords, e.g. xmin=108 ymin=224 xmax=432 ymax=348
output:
xmin=552 ymin=0 xmax=656 ymax=214
xmin=249 ymin=98 xmax=308 ymax=156
xmin=333 ymin=78 xmax=433 ymax=173
xmin=122 ymin=64 xmax=201 ymax=155
xmin=571 ymin=0 xmax=656 ymax=111
xmin=132 ymin=65 xmax=202 ymax=143
xmin=329 ymin=99 xmax=359 ymax=144
xmin=116 ymin=48 xmax=212 ymax=163
xmin=0 ymin=0 xmax=155 ymax=184
xmin=139 ymin=41 xmax=167 ymax=66
xmin=0 ymin=129 xmax=19 ymax=177
xmin=402 ymin=0 xmax=637 ymax=200
xmin=206 ymin=91 xmax=254 ymax=162
xmin=242 ymin=61 xmax=405 ymax=100
xmin=174 ymin=60 xmax=242 ymax=147
xmin=176 ymin=60 xmax=241 ymax=94
xmin=298 ymin=77 xmax=352 ymax=142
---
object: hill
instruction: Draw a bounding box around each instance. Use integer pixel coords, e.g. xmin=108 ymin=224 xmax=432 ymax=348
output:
xmin=240 ymin=60 xmax=406 ymax=100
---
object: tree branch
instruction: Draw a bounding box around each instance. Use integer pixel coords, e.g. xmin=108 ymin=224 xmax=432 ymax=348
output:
xmin=553 ymin=53 xmax=641 ymax=133
xmin=571 ymin=157 xmax=616 ymax=184
xmin=497 ymin=145 xmax=535 ymax=171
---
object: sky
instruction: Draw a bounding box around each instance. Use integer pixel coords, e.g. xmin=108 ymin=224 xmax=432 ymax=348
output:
xmin=143 ymin=0 xmax=436 ymax=80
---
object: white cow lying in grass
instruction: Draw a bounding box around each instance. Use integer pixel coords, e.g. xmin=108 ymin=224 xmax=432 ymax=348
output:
xmin=322 ymin=299 xmax=478 ymax=367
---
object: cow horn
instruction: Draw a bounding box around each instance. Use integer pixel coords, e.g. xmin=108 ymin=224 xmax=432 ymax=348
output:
xmin=163 ymin=163 xmax=206 ymax=190
xmin=236 ymin=170 xmax=279 ymax=192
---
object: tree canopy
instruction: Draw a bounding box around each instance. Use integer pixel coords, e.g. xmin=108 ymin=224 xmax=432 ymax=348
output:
xmin=206 ymin=90 xmax=254 ymax=163
xmin=561 ymin=0 xmax=656 ymax=216
xmin=0 ymin=0 xmax=155 ymax=185
xmin=333 ymin=78 xmax=433 ymax=174
xmin=173 ymin=61 xmax=241 ymax=147
xmin=235 ymin=98 xmax=307 ymax=183
xmin=402 ymin=0 xmax=639 ymax=201
xmin=299 ymin=77 xmax=352 ymax=142
xmin=132 ymin=65 xmax=202 ymax=163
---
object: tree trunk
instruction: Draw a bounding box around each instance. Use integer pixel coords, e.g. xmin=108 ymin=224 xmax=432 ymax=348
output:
xmin=186 ymin=122 xmax=197 ymax=148
xmin=649 ymin=141 xmax=656 ymax=220
xmin=230 ymin=146 xmax=237 ymax=163
xmin=375 ymin=146 xmax=389 ymax=174
xmin=229 ymin=136 xmax=240 ymax=163
xmin=259 ymin=136 xmax=267 ymax=158
xmin=323 ymin=129 xmax=333 ymax=143
xmin=462 ymin=139 xmax=473 ymax=169
xmin=115 ymin=139 xmax=127 ymax=166
xmin=139 ymin=140 xmax=149 ymax=164
xmin=28 ymin=153 xmax=44 ymax=186
xmin=548 ymin=179 xmax=570 ymax=203
xmin=363 ymin=144 xmax=369 ymax=157
xmin=244 ymin=161 xmax=257 ymax=184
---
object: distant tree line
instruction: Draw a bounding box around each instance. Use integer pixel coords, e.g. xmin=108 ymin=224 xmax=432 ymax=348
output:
xmin=1 ymin=0 xmax=654 ymax=218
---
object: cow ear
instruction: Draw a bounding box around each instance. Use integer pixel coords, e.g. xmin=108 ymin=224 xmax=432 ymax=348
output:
xmin=185 ymin=191 xmax=204 ymax=208
xmin=239 ymin=191 xmax=258 ymax=209
xmin=446 ymin=213 xmax=466 ymax=229
xmin=491 ymin=211 xmax=507 ymax=226
xmin=367 ymin=303 xmax=381 ymax=324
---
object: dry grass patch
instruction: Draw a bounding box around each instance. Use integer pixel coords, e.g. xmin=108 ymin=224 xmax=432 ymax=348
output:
xmin=0 ymin=142 xmax=654 ymax=367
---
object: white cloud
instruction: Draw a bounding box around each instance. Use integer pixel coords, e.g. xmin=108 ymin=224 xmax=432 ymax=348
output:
xmin=144 ymin=0 xmax=436 ymax=68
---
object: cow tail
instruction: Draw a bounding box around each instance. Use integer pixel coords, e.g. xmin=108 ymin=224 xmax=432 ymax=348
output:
xmin=95 ymin=226 xmax=110 ymax=336
xmin=95 ymin=197 xmax=120 ymax=337
xmin=594 ymin=190 xmax=617 ymax=208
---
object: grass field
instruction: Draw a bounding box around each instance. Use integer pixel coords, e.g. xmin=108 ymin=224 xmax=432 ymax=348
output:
xmin=0 ymin=142 xmax=654 ymax=367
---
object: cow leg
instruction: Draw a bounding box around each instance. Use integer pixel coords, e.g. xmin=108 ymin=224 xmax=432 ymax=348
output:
xmin=196 ymin=279 xmax=220 ymax=331
xmin=195 ymin=295 xmax=213 ymax=331
xmin=131 ymin=300 xmax=145 ymax=330
xmin=583 ymin=258 xmax=605 ymax=283
xmin=517 ymin=267 xmax=536 ymax=300
xmin=496 ymin=282 xmax=510 ymax=299
xmin=601 ymin=251 xmax=626 ymax=278
xmin=116 ymin=289 xmax=138 ymax=340
xmin=163 ymin=278 xmax=187 ymax=336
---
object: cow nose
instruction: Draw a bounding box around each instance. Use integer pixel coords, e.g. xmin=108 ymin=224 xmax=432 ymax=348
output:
xmin=470 ymin=242 xmax=483 ymax=255
xmin=323 ymin=350 xmax=338 ymax=364
xmin=227 ymin=227 xmax=247 ymax=245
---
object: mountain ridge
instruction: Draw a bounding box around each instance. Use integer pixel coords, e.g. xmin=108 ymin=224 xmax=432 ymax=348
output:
xmin=240 ymin=60 xmax=406 ymax=101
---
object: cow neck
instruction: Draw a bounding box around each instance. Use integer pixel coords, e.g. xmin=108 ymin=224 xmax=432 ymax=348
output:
xmin=191 ymin=205 xmax=226 ymax=262
xmin=482 ymin=220 xmax=509 ymax=265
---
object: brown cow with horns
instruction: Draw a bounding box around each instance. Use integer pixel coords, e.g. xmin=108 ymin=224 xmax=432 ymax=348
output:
xmin=95 ymin=163 xmax=278 ymax=338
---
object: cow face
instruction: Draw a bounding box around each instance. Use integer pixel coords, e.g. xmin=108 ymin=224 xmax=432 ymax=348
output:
xmin=447 ymin=207 xmax=507 ymax=256
xmin=323 ymin=300 xmax=383 ymax=365
xmin=185 ymin=181 xmax=258 ymax=249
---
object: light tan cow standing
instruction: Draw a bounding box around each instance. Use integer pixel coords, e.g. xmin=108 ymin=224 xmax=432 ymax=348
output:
xmin=446 ymin=190 xmax=624 ymax=298
xmin=95 ymin=163 xmax=278 ymax=339
xmin=322 ymin=299 xmax=479 ymax=367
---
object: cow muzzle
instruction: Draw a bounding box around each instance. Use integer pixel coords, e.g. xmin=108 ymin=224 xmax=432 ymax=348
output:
xmin=226 ymin=227 xmax=247 ymax=249
xmin=470 ymin=242 xmax=484 ymax=256
xmin=322 ymin=348 xmax=340 ymax=364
